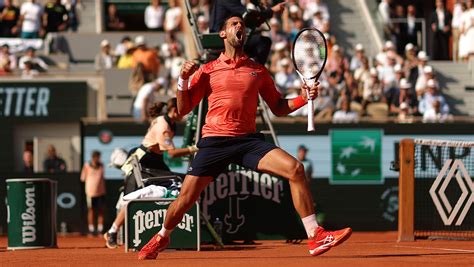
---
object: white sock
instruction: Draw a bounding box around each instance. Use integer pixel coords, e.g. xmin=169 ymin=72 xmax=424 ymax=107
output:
xmin=88 ymin=224 xmax=94 ymax=232
xmin=97 ymin=224 xmax=104 ymax=233
xmin=108 ymin=223 xmax=118 ymax=234
xmin=158 ymin=226 xmax=173 ymax=238
xmin=302 ymin=214 xmax=319 ymax=238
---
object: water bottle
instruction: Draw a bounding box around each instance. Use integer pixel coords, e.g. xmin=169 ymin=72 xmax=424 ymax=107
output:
xmin=60 ymin=222 xmax=67 ymax=235
xmin=213 ymin=217 xmax=223 ymax=242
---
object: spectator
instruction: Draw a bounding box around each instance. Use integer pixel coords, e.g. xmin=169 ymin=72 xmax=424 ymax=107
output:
xmin=275 ymin=58 xmax=298 ymax=95
xmin=309 ymin=8 xmax=325 ymax=30
xmin=21 ymin=60 xmax=40 ymax=78
xmin=132 ymin=78 xmax=166 ymax=121
xmin=117 ymin=42 xmax=136 ymax=69
xmin=43 ymin=0 xmax=68 ymax=34
xmin=18 ymin=0 xmax=44 ymax=39
xmin=297 ymin=144 xmax=313 ymax=182
xmin=350 ymin=43 xmax=366 ymax=72
xmin=114 ymin=35 xmax=132 ymax=57
xmin=132 ymin=35 xmax=160 ymax=82
xmin=80 ymin=150 xmax=106 ymax=236
xmin=362 ymin=68 xmax=384 ymax=112
xmin=415 ymin=65 xmax=436 ymax=97
xmin=62 ymin=0 xmax=82 ymax=32
xmin=354 ymin=57 xmax=370 ymax=100
xmin=429 ymin=0 xmax=452 ymax=60
xmin=43 ymin=144 xmax=66 ymax=173
xmin=401 ymin=5 xmax=421 ymax=51
xmin=423 ymin=99 xmax=451 ymax=123
xmin=163 ymin=0 xmax=182 ymax=33
xmin=144 ymin=0 xmax=165 ymax=31
xmin=452 ymin=0 xmax=464 ymax=61
xmin=378 ymin=0 xmax=393 ymax=40
xmin=326 ymin=45 xmax=349 ymax=82
xmin=0 ymin=0 xmax=20 ymax=37
xmin=23 ymin=149 xmax=34 ymax=173
xmin=418 ymin=79 xmax=449 ymax=115
xmin=314 ymin=83 xmax=335 ymax=120
xmin=303 ymin=0 xmax=329 ymax=22
xmin=165 ymin=44 xmax=185 ymax=92
xmin=390 ymin=78 xmax=418 ymax=115
xmin=18 ymin=47 xmax=48 ymax=72
xmin=94 ymin=39 xmax=114 ymax=71
xmin=332 ymin=96 xmax=359 ymax=123
xmin=197 ymin=15 xmax=209 ymax=33
xmin=106 ymin=3 xmax=125 ymax=31
xmin=396 ymin=102 xmax=414 ymax=123
xmin=269 ymin=18 xmax=288 ymax=45
xmin=459 ymin=0 xmax=474 ymax=61
xmin=269 ymin=41 xmax=289 ymax=74
xmin=392 ymin=4 xmax=405 ymax=55
xmin=0 ymin=44 xmax=16 ymax=72
xmin=378 ymin=56 xmax=397 ymax=94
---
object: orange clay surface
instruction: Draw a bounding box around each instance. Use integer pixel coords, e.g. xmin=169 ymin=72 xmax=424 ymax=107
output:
xmin=1 ymin=232 xmax=474 ymax=267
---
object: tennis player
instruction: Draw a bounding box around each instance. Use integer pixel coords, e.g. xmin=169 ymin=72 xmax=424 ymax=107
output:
xmin=138 ymin=14 xmax=351 ymax=259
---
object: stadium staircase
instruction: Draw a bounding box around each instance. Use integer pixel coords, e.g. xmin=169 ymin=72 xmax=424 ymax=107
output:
xmin=326 ymin=0 xmax=380 ymax=57
xmin=431 ymin=61 xmax=474 ymax=116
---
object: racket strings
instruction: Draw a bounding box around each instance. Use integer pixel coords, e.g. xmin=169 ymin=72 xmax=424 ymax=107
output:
xmin=293 ymin=30 xmax=326 ymax=79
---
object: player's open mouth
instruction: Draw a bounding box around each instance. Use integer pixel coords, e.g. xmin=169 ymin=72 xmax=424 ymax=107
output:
xmin=236 ymin=30 xmax=243 ymax=40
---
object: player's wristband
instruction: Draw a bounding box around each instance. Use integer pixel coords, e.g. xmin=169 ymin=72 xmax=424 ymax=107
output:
xmin=292 ymin=95 xmax=307 ymax=110
xmin=177 ymin=77 xmax=189 ymax=91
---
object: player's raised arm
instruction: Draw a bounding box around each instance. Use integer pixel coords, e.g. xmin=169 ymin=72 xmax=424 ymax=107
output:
xmin=176 ymin=60 xmax=204 ymax=116
xmin=260 ymin=72 xmax=320 ymax=116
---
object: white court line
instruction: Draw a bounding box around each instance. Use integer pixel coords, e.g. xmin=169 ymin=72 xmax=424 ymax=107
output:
xmin=395 ymin=245 xmax=474 ymax=253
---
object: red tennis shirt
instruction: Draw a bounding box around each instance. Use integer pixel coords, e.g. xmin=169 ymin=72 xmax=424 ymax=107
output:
xmin=188 ymin=53 xmax=282 ymax=137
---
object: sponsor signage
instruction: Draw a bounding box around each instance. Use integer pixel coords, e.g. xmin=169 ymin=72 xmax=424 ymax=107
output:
xmin=0 ymin=82 xmax=88 ymax=121
xmin=6 ymin=178 xmax=57 ymax=249
xmin=330 ymin=130 xmax=383 ymax=184
xmin=429 ymin=159 xmax=474 ymax=226
xmin=125 ymin=199 xmax=200 ymax=251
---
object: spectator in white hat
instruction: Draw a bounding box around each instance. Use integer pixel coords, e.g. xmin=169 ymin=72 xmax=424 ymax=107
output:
xmin=418 ymin=79 xmax=449 ymax=116
xmin=94 ymin=39 xmax=114 ymax=71
xmin=269 ymin=41 xmax=289 ymax=73
xmin=275 ymin=57 xmax=298 ymax=95
xmin=132 ymin=35 xmax=160 ymax=82
xmin=362 ymin=67 xmax=384 ymax=111
xmin=415 ymin=65 xmax=436 ymax=97
xmin=390 ymin=78 xmax=418 ymax=115
xmin=269 ymin=17 xmax=288 ymax=45
xmin=197 ymin=15 xmax=209 ymax=33
xmin=350 ymin=43 xmax=366 ymax=72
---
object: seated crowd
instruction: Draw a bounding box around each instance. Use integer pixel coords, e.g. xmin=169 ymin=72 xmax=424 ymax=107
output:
xmin=0 ymin=0 xmax=456 ymax=123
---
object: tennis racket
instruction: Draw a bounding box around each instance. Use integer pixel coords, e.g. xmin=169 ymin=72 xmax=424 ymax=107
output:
xmin=291 ymin=28 xmax=328 ymax=131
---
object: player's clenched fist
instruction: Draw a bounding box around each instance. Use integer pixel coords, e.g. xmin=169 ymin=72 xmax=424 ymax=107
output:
xmin=301 ymin=82 xmax=320 ymax=101
xmin=180 ymin=61 xmax=199 ymax=80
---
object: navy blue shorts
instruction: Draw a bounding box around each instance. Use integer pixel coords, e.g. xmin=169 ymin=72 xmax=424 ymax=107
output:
xmin=188 ymin=133 xmax=277 ymax=178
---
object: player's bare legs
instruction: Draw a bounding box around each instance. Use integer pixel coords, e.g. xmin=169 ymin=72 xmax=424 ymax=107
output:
xmin=257 ymin=148 xmax=352 ymax=256
xmin=138 ymin=175 xmax=213 ymax=259
xmin=163 ymin=175 xmax=213 ymax=229
xmin=257 ymin=148 xmax=314 ymax=218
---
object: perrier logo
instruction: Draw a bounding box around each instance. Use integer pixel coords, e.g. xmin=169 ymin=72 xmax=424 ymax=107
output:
xmin=331 ymin=130 xmax=383 ymax=184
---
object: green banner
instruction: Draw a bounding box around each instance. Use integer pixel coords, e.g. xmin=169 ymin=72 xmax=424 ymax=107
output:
xmin=125 ymin=199 xmax=199 ymax=251
xmin=331 ymin=129 xmax=383 ymax=184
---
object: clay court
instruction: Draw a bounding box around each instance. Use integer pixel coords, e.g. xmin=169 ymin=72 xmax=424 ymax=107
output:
xmin=1 ymin=232 xmax=473 ymax=266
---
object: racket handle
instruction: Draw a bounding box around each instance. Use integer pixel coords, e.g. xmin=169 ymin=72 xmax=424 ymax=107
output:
xmin=307 ymin=92 xmax=315 ymax=132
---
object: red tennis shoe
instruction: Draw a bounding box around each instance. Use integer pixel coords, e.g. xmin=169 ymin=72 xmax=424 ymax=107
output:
xmin=138 ymin=233 xmax=170 ymax=260
xmin=308 ymin=227 xmax=352 ymax=256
